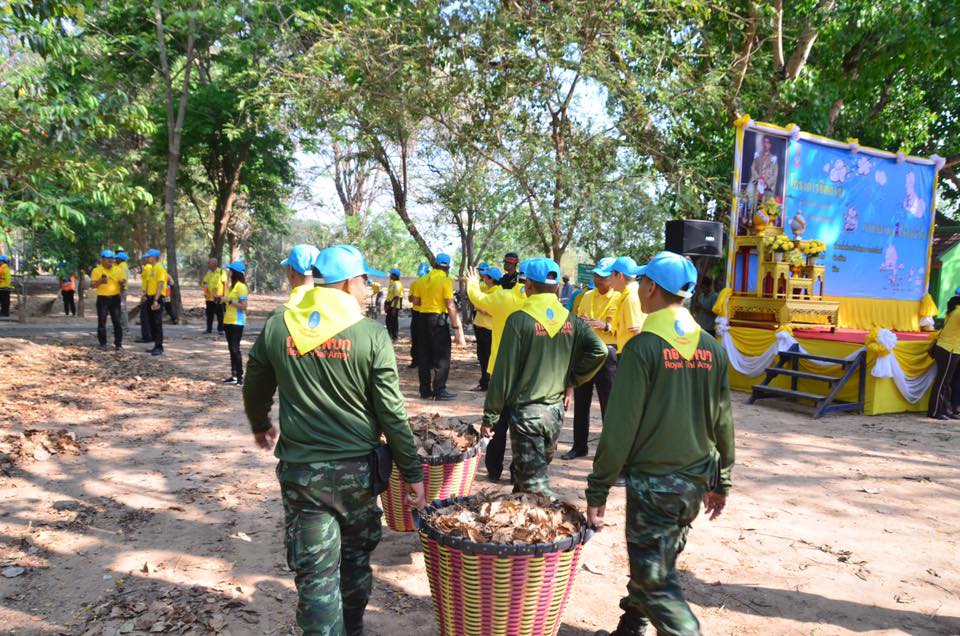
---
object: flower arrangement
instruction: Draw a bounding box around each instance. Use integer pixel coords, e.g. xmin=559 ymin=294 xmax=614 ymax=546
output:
xmin=800 ymin=240 xmax=827 ymax=256
xmin=787 ymin=249 xmax=806 ymax=266
xmin=763 ymin=234 xmax=795 ymax=253
xmin=761 ymin=198 xmax=781 ymax=220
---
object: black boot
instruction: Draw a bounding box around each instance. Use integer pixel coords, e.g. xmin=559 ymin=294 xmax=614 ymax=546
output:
xmin=343 ymin=608 xmax=365 ymax=636
xmin=595 ymin=616 xmax=647 ymax=636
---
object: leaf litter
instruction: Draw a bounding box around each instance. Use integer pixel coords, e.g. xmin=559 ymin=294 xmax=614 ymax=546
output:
xmin=425 ymin=492 xmax=584 ymax=545
xmin=409 ymin=413 xmax=479 ymax=458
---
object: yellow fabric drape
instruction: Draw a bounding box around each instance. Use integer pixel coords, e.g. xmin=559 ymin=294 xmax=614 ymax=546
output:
xmin=712 ymin=287 xmax=733 ymax=317
xmin=919 ymin=293 xmax=938 ymax=318
xmin=728 ymin=326 xmax=777 ymax=356
xmin=825 ymin=296 xmax=921 ymax=332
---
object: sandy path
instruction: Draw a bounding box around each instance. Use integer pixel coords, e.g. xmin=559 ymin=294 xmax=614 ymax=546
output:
xmin=1 ymin=290 xmax=958 ymax=635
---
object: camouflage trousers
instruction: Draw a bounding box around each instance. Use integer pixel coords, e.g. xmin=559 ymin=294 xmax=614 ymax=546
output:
xmin=619 ymin=473 xmax=706 ymax=636
xmin=508 ymin=402 xmax=564 ymax=498
xmin=277 ymin=459 xmax=383 ymax=636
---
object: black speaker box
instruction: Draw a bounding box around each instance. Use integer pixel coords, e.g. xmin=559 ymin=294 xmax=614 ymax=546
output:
xmin=664 ymin=220 xmax=723 ymax=258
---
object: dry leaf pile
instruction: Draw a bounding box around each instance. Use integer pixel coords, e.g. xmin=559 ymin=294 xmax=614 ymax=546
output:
xmin=425 ymin=492 xmax=584 ymax=545
xmin=410 ymin=413 xmax=479 ymax=458
xmin=1 ymin=428 xmax=82 ymax=463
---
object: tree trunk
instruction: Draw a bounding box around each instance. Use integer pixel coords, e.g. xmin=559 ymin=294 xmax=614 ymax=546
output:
xmin=209 ymin=143 xmax=249 ymax=260
xmin=77 ymin=271 xmax=86 ymax=318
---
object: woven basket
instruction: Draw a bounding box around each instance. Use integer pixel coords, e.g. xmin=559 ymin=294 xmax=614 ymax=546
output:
xmin=381 ymin=444 xmax=483 ymax=532
xmin=415 ymin=496 xmax=592 ymax=636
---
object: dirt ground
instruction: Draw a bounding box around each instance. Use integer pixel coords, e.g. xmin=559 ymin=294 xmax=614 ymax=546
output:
xmin=1 ymin=286 xmax=959 ymax=635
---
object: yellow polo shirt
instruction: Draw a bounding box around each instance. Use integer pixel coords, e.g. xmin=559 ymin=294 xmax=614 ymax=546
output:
xmin=409 ymin=276 xmax=425 ymax=312
xmin=468 ymin=279 xmax=525 ymax=373
xmin=577 ymin=288 xmax=620 ymax=346
xmin=614 ymin=281 xmax=646 ymax=353
xmin=91 ymin=264 xmax=123 ymax=296
xmin=117 ymin=261 xmax=129 ymax=284
xmin=144 ymin=263 xmax=167 ymax=297
xmin=0 ymin=263 xmax=11 ymax=289
xmin=386 ymin=280 xmax=404 ymax=308
xmin=937 ymin=310 xmax=960 ymax=354
xmin=225 ymin=282 xmax=249 ymax=326
xmin=203 ymin=268 xmax=226 ymax=301
xmin=418 ymin=269 xmax=454 ymax=314
xmin=470 ymin=281 xmax=493 ymax=330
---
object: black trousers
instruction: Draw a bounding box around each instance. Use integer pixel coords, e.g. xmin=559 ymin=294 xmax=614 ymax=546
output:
xmin=571 ymin=345 xmax=618 ymax=453
xmin=139 ymin=298 xmax=154 ymax=341
xmin=416 ymin=312 xmax=451 ymax=397
xmin=145 ymin=298 xmax=163 ymax=350
xmin=385 ymin=306 xmax=400 ymax=340
xmin=224 ymin=324 xmax=244 ymax=380
xmin=164 ymin=297 xmax=177 ymax=323
xmin=0 ymin=289 xmax=9 ymax=316
xmin=205 ymin=300 xmax=225 ymax=333
xmin=475 ymin=326 xmax=492 ymax=389
xmin=96 ymin=295 xmax=122 ymax=347
xmin=410 ymin=311 xmax=422 ymax=366
xmin=928 ymin=345 xmax=959 ymax=418
xmin=485 ymin=407 xmax=511 ymax=480
xmin=61 ymin=291 xmax=76 ymax=316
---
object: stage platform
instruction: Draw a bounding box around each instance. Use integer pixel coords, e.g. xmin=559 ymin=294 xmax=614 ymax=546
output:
xmin=724 ymin=325 xmax=934 ymax=415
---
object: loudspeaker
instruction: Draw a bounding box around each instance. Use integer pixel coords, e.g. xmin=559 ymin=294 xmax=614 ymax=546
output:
xmin=664 ymin=220 xmax=723 ymax=258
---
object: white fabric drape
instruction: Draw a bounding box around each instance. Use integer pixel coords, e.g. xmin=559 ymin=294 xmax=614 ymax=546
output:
xmin=869 ymin=329 xmax=937 ymax=404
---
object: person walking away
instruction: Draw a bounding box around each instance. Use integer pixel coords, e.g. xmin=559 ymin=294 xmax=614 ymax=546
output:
xmin=243 ymin=243 xmax=425 ymax=636
xmin=559 ymin=274 xmax=574 ymax=306
xmin=278 ymin=244 xmax=319 ymax=315
xmin=115 ymin=248 xmax=130 ymax=333
xmin=385 ymin=268 xmax=404 ymax=341
xmin=929 ymin=294 xmax=960 ymax=420
xmin=691 ymin=275 xmax=718 ymax=337
xmin=137 ymin=256 xmax=155 ymax=343
xmin=410 ymin=254 xmax=466 ymax=400
xmin=0 ymin=255 xmax=12 ymax=317
xmin=202 ymin=258 xmax=228 ymax=334
xmin=369 ymin=280 xmax=383 ymax=318
xmin=468 ymin=267 xmax=501 ymax=391
xmin=142 ymin=248 xmax=167 ymax=356
xmin=58 ymin=265 xmax=77 ymax=316
xmin=91 ymin=250 xmax=124 ymax=350
xmin=499 ymin=252 xmax=520 ymax=290
xmin=163 ymin=272 xmax=178 ymax=323
xmin=563 ymin=258 xmax=622 ymax=460
xmin=407 ymin=262 xmax=430 ymax=368
xmin=465 ymin=265 xmax=527 ymax=481
xmin=597 ymin=256 xmax=647 ymax=355
xmin=222 ymin=261 xmax=249 ymax=385
xmin=482 ymin=257 xmax=607 ymax=496
xmin=588 ymin=251 xmax=735 ymax=636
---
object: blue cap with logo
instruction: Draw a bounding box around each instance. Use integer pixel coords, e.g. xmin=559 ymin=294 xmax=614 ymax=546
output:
xmin=523 ymin=257 xmax=561 ymax=284
xmin=634 ymin=251 xmax=698 ymax=298
xmin=417 ymin=262 xmax=430 ymax=277
xmin=595 ymin=255 xmax=639 ymax=278
xmin=144 ymin=248 xmax=161 ymax=259
xmin=115 ymin=252 xmax=128 ymax=261
xmin=281 ymin=244 xmax=321 ymax=275
xmin=435 ymin=253 xmax=452 ymax=267
xmin=227 ymin=260 xmax=246 ymax=274
xmin=100 ymin=249 xmax=115 ymax=259
xmin=478 ymin=261 xmax=490 ymax=273
xmin=314 ymin=244 xmax=385 ymax=284
xmin=484 ymin=267 xmax=503 ymax=282
xmin=591 ymin=257 xmax=616 ymax=276
xmin=389 ymin=268 xmax=401 ymax=277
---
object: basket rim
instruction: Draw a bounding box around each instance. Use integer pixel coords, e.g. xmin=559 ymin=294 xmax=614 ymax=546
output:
xmin=414 ymin=495 xmax=593 ymax=557
xmin=416 ymin=440 xmax=482 ymax=466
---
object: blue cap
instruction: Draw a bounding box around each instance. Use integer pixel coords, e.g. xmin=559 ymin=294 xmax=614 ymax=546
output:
xmin=281 ymin=244 xmax=320 ymax=275
xmin=478 ymin=261 xmax=490 ymax=273
xmin=955 ymin=287 xmax=960 ymax=295
xmin=635 ymin=251 xmax=698 ymax=298
xmin=595 ymin=256 xmax=639 ymax=277
xmin=100 ymin=249 xmax=115 ymax=259
xmin=435 ymin=253 xmax=452 ymax=267
xmin=0 ymin=255 xmax=9 ymax=263
xmin=144 ymin=248 xmax=161 ymax=259
xmin=523 ymin=257 xmax=561 ymax=284
xmin=314 ymin=244 xmax=385 ymax=284
xmin=588 ymin=280 xmax=595 ymax=289
xmin=484 ymin=267 xmax=503 ymax=282
xmin=390 ymin=268 xmax=401 ymax=277
xmin=417 ymin=263 xmax=430 ymax=277
xmin=227 ymin=260 xmax=246 ymax=274
xmin=591 ymin=257 xmax=615 ymax=276
xmin=115 ymin=252 xmax=128 ymax=261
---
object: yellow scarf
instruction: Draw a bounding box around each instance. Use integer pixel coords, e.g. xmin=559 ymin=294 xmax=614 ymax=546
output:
xmin=283 ymin=287 xmax=363 ymax=356
xmin=521 ymin=293 xmax=569 ymax=338
xmin=284 ymin=283 xmax=315 ymax=309
xmin=642 ymin=306 xmax=701 ymax=360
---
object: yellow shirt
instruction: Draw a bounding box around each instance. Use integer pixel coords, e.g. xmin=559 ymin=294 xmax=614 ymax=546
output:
xmin=577 ymin=288 xmax=621 ymax=346
xmin=371 ymin=281 xmax=382 ymax=295
xmin=91 ymin=264 xmax=123 ymax=296
xmin=468 ymin=279 xmax=525 ymax=373
xmin=225 ymin=281 xmax=250 ymax=326
xmin=469 ymin=281 xmax=493 ymax=330
xmin=118 ymin=261 xmax=129 ymax=283
xmin=386 ymin=280 xmax=404 ymax=308
xmin=937 ymin=310 xmax=960 ymax=354
xmin=409 ymin=276 xmax=424 ymax=312
xmin=614 ymin=281 xmax=646 ymax=353
xmin=0 ymin=263 xmax=11 ymax=289
xmin=144 ymin=263 xmax=167 ymax=297
xmin=202 ymin=268 xmax=227 ymax=301
xmin=417 ymin=269 xmax=454 ymax=314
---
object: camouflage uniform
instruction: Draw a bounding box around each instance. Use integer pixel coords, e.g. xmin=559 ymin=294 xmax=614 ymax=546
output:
xmin=619 ymin=473 xmax=706 ymax=636
xmin=278 ymin=460 xmax=382 ymax=636
xmin=509 ymin=402 xmax=564 ymax=497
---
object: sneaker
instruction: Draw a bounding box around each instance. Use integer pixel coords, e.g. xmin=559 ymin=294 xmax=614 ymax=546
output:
xmin=204 ymin=330 xmax=212 ymax=334
xmin=235 ymin=378 xmax=243 ymax=387
xmin=115 ymin=344 xmax=123 ymax=351
xmin=149 ymin=348 xmax=163 ymax=356
xmin=434 ymin=390 xmax=458 ymax=401
xmin=98 ymin=344 xmax=109 ymax=351
xmin=222 ymin=377 xmax=238 ymax=385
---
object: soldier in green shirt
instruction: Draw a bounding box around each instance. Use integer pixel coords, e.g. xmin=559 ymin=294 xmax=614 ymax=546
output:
xmin=243 ymin=244 xmax=425 ymax=636
xmin=482 ymin=257 xmax=607 ymax=497
xmin=588 ymin=251 xmax=735 ymax=636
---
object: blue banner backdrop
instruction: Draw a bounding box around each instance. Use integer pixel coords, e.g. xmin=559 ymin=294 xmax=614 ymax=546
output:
xmin=782 ymin=138 xmax=936 ymax=301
